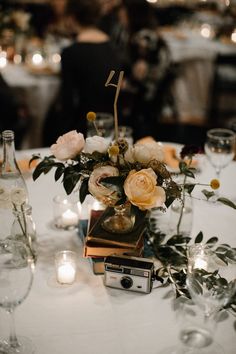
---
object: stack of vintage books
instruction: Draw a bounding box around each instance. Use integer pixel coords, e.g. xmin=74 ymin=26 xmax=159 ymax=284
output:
xmin=79 ymin=208 xmax=147 ymax=274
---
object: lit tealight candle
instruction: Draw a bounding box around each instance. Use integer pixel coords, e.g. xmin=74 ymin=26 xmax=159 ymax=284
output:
xmin=55 ymin=250 xmax=77 ymax=285
xmin=200 ymin=24 xmax=212 ymax=39
xmin=61 ymin=209 xmax=79 ymax=227
xmin=53 ymin=195 xmax=80 ymax=229
xmin=57 ymin=263 xmax=76 ymax=284
xmin=32 ymin=52 xmax=44 ymax=66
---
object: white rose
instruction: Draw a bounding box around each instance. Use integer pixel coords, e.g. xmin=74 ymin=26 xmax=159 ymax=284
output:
xmin=133 ymin=142 xmax=164 ymax=164
xmin=88 ymin=165 xmax=119 ymax=205
xmin=50 ymin=130 xmax=85 ymax=161
xmin=84 ymin=136 xmax=110 ymax=154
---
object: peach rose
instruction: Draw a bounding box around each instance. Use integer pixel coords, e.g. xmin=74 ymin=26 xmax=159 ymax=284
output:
xmin=124 ymin=168 xmax=166 ymax=210
xmin=88 ymin=165 xmax=120 ymax=205
xmin=50 ymin=130 xmax=85 ymax=161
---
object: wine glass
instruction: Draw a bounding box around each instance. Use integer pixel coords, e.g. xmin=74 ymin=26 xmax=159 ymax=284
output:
xmin=159 ymin=244 xmax=236 ymax=354
xmin=0 ymin=240 xmax=34 ymax=354
xmin=204 ymin=128 xmax=235 ymax=198
xmin=87 ymin=112 xmax=114 ymax=142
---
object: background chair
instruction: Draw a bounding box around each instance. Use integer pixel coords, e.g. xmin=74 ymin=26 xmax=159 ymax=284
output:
xmin=208 ymin=53 xmax=236 ymax=128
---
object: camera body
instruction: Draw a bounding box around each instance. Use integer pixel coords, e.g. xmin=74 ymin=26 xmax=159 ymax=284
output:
xmin=104 ymin=255 xmax=154 ymax=294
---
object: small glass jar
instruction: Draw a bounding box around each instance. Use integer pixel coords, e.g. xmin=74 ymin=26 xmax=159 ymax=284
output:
xmin=10 ymin=204 xmax=37 ymax=260
xmin=53 ymin=195 xmax=80 ymax=230
xmin=55 ymin=250 xmax=77 ymax=284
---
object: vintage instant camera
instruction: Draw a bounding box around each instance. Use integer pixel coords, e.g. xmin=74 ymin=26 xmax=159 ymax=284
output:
xmin=104 ymin=255 xmax=154 ymax=294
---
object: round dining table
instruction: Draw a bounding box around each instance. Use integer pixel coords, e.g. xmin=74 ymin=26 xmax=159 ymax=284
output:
xmin=0 ymin=147 xmax=235 ymax=354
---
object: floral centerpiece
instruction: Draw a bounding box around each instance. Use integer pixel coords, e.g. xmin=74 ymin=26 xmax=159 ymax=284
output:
xmin=31 ymin=70 xmax=232 ymax=232
xmin=31 ymin=70 xmax=236 ymax=329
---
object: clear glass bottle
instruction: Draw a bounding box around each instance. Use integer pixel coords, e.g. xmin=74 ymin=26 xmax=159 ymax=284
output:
xmin=0 ymin=130 xmax=28 ymax=240
xmin=10 ymin=204 xmax=37 ymax=261
xmin=0 ymin=130 xmax=28 ymax=197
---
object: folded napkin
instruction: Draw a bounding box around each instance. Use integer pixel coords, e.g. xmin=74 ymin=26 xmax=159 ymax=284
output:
xmin=17 ymin=159 xmax=38 ymax=173
xmin=163 ymin=145 xmax=198 ymax=170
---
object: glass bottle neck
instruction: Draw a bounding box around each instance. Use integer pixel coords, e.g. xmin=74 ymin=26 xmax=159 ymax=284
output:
xmin=2 ymin=132 xmax=20 ymax=175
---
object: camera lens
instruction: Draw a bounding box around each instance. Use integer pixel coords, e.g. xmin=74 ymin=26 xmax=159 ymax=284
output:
xmin=120 ymin=276 xmax=133 ymax=289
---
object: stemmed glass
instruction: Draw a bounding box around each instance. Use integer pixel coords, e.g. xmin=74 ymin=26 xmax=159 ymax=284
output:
xmin=159 ymin=244 xmax=236 ymax=354
xmin=0 ymin=240 xmax=34 ymax=354
xmin=204 ymin=128 xmax=235 ymax=198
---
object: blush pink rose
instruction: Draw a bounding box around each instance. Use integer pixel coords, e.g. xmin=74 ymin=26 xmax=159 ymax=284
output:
xmin=50 ymin=130 xmax=85 ymax=161
xmin=88 ymin=165 xmax=119 ymax=205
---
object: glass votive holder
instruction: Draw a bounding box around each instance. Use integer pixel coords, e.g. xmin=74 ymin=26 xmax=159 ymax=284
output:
xmin=53 ymin=195 xmax=81 ymax=230
xmin=55 ymin=250 xmax=77 ymax=285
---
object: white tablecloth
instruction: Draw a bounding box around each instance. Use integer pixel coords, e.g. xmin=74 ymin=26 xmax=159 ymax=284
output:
xmin=0 ymin=148 xmax=236 ymax=354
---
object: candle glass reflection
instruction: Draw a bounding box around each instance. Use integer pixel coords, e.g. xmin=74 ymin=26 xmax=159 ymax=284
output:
xmin=53 ymin=195 xmax=80 ymax=230
xmin=55 ymin=250 xmax=77 ymax=285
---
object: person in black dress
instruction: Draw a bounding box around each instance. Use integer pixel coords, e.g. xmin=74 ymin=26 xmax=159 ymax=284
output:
xmin=46 ymin=0 xmax=122 ymax=143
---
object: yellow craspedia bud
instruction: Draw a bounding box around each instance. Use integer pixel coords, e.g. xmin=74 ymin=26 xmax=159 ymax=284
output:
xmin=86 ymin=111 xmax=96 ymax=122
xmin=210 ymin=179 xmax=220 ymax=190
xmin=108 ymin=144 xmax=119 ymax=156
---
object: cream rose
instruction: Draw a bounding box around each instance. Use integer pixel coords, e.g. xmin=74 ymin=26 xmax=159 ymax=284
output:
xmin=84 ymin=136 xmax=110 ymax=154
xmin=50 ymin=130 xmax=85 ymax=161
xmin=133 ymin=142 xmax=164 ymax=164
xmin=88 ymin=165 xmax=120 ymax=205
xmin=124 ymin=168 xmax=166 ymax=210
xmin=124 ymin=146 xmax=135 ymax=163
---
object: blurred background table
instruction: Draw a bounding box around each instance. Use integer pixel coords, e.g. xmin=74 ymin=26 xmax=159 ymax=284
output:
xmin=160 ymin=26 xmax=236 ymax=126
xmin=1 ymin=63 xmax=60 ymax=148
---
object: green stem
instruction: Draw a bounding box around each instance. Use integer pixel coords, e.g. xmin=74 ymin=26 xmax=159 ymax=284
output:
xmin=176 ymin=157 xmax=192 ymax=235
xmin=13 ymin=203 xmax=35 ymax=261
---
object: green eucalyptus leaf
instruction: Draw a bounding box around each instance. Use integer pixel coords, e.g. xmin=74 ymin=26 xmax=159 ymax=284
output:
xmin=215 ymin=253 xmax=228 ymax=265
xmin=32 ymin=166 xmax=45 ymax=181
xmin=54 ymin=165 xmax=65 ymax=181
xmin=206 ymin=237 xmax=218 ymax=245
xmin=165 ymin=196 xmax=175 ymax=208
xmin=225 ymin=249 xmax=236 ymax=262
xmin=79 ymin=178 xmax=89 ymax=204
xmin=29 ymin=154 xmax=41 ymax=166
xmin=201 ymin=189 xmax=215 ymax=200
xmin=184 ymin=183 xmax=196 ymax=195
xmin=217 ymin=197 xmax=236 ymax=210
xmin=179 ymin=161 xmax=187 ymax=173
xmin=100 ymin=176 xmax=124 ymax=196
xmin=195 ymin=231 xmax=203 ymax=243
xmin=184 ymin=169 xmax=195 ymax=178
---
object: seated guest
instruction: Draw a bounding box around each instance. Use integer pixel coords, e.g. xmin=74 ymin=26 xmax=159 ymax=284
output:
xmin=31 ymin=0 xmax=75 ymax=40
xmin=43 ymin=0 xmax=122 ymax=145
